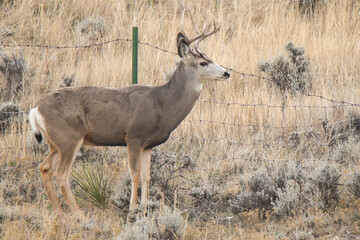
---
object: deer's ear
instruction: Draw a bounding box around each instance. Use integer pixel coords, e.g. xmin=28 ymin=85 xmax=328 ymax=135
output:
xmin=177 ymin=33 xmax=190 ymax=59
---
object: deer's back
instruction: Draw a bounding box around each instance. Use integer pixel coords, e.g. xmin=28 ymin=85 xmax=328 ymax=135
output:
xmin=36 ymin=85 xmax=153 ymax=146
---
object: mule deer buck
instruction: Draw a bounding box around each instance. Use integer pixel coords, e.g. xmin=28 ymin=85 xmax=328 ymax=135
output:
xmin=29 ymin=23 xmax=230 ymax=221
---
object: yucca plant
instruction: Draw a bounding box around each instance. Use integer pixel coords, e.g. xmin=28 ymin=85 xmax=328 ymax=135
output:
xmin=72 ymin=165 xmax=112 ymax=208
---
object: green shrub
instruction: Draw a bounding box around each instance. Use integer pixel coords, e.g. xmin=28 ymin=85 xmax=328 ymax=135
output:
xmin=272 ymin=179 xmax=302 ymax=217
xmin=0 ymin=50 xmax=26 ymax=102
xmin=230 ymin=163 xmax=337 ymax=218
xmin=348 ymin=171 xmax=360 ymax=198
xmin=230 ymin=168 xmax=278 ymax=214
xmin=258 ymin=42 xmax=311 ymax=96
xmin=76 ymin=16 xmax=106 ymax=44
xmin=111 ymin=173 xmax=134 ymax=210
xmin=0 ymin=102 xmax=20 ymax=132
xmin=291 ymin=0 xmax=327 ymax=15
xmin=117 ymin=205 xmax=185 ymax=240
xmin=311 ymin=164 xmax=341 ymax=208
xmin=187 ymin=183 xmax=225 ymax=219
xmin=158 ymin=207 xmax=185 ymax=240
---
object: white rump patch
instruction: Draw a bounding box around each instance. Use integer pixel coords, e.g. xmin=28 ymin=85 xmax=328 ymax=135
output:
xmin=29 ymin=106 xmax=46 ymax=135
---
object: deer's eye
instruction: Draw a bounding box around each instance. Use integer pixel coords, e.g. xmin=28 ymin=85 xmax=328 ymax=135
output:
xmin=199 ymin=62 xmax=208 ymax=67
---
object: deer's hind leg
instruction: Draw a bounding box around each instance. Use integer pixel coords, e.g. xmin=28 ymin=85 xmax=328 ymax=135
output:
xmin=39 ymin=144 xmax=62 ymax=215
xmin=53 ymin=138 xmax=86 ymax=221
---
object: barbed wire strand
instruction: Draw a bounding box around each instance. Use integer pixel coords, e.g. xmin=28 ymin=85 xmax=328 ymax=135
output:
xmin=1 ymin=39 xmax=177 ymax=54
xmin=1 ymin=38 xmax=132 ymax=49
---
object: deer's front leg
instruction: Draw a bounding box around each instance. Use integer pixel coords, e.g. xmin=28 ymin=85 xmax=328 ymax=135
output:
xmin=140 ymin=148 xmax=152 ymax=204
xmin=127 ymin=144 xmax=142 ymax=209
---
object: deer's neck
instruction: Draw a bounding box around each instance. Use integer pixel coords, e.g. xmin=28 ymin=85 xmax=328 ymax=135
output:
xmin=160 ymin=64 xmax=201 ymax=129
xmin=169 ymin=63 xmax=202 ymax=93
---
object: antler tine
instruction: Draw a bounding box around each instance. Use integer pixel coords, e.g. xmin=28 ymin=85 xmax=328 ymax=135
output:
xmin=193 ymin=24 xmax=208 ymax=50
xmin=180 ymin=9 xmax=188 ymax=38
xmin=203 ymin=21 xmax=220 ymax=40
xmin=193 ymin=39 xmax=202 ymax=53
xmin=190 ymin=14 xmax=206 ymax=35
xmin=181 ymin=10 xmax=186 ymax=34
xmin=191 ymin=22 xmax=220 ymax=51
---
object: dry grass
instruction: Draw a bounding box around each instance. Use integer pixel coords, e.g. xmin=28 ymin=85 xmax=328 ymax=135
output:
xmin=1 ymin=0 xmax=360 ymax=239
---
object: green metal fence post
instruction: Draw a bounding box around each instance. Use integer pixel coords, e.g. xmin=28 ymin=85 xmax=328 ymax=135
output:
xmin=132 ymin=27 xmax=138 ymax=85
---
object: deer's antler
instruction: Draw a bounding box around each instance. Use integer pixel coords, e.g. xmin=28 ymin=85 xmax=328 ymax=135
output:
xmin=187 ymin=23 xmax=219 ymax=44
xmin=192 ymin=23 xmax=220 ymax=53
xmin=181 ymin=9 xmax=220 ymax=53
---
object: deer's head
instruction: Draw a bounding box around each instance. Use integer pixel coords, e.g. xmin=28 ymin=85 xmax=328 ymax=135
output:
xmin=176 ymin=23 xmax=230 ymax=81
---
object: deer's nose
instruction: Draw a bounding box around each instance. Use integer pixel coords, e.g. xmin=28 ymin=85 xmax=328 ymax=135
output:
xmin=223 ymin=72 xmax=230 ymax=78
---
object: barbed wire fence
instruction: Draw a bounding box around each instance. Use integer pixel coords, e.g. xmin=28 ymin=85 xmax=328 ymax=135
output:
xmin=1 ymin=38 xmax=360 ymax=153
